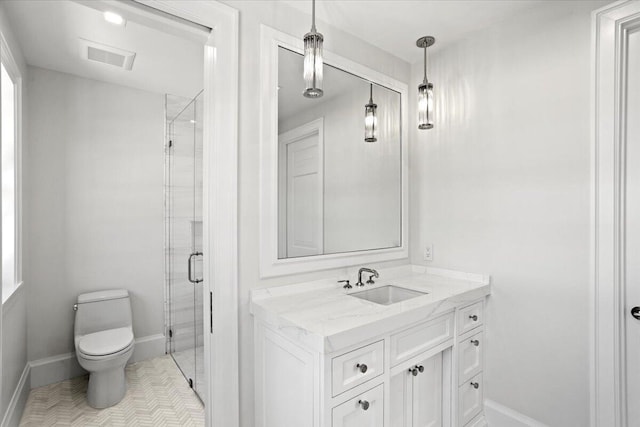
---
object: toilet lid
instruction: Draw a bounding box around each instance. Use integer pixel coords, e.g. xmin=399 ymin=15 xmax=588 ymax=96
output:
xmin=78 ymin=327 xmax=134 ymax=356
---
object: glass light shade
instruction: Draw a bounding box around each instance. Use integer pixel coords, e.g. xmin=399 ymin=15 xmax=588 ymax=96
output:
xmin=303 ymin=31 xmax=324 ymax=98
xmin=364 ymin=102 xmax=377 ymax=142
xmin=418 ymin=82 xmax=434 ymax=130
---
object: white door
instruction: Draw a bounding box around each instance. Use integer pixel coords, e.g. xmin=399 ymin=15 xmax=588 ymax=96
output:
xmin=593 ymin=3 xmax=640 ymax=425
xmin=626 ymin=26 xmax=640 ymax=426
xmin=278 ymin=119 xmax=324 ymax=258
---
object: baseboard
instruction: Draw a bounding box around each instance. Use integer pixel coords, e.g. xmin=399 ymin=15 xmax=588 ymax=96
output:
xmin=29 ymin=333 xmax=166 ymax=388
xmin=1 ymin=363 xmax=30 ymax=427
xmin=484 ymin=400 xmax=548 ymax=427
xmin=130 ymin=334 xmax=165 ymax=363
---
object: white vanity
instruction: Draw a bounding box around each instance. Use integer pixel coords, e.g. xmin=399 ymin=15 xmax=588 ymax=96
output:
xmin=256 ymin=24 xmax=489 ymax=427
xmin=251 ymin=265 xmax=490 ymax=427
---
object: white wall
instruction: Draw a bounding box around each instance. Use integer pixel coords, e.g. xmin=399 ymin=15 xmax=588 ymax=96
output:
xmin=409 ymin=2 xmax=607 ymax=426
xmin=1 ymin=286 xmax=26 ymax=424
xmin=220 ymin=1 xmax=411 ymax=425
xmin=0 ymin=2 xmax=28 ymax=423
xmin=24 ymin=66 xmax=165 ymax=362
xmin=279 ymin=83 xmax=402 ymax=255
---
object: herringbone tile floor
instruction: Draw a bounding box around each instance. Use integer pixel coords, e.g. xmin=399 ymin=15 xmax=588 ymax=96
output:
xmin=19 ymin=355 xmax=204 ymax=427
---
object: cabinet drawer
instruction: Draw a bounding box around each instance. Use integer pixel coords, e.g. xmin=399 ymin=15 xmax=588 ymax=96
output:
xmin=458 ymin=329 xmax=483 ymax=385
xmin=390 ymin=313 xmax=454 ymax=366
xmin=458 ymin=301 xmax=483 ymax=335
xmin=332 ymin=384 xmax=384 ymax=427
xmin=332 ymin=341 xmax=384 ymax=396
xmin=459 ymin=373 xmax=483 ymax=426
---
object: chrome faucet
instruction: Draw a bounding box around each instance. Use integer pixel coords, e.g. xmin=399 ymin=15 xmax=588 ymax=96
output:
xmin=356 ymin=268 xmax=379 ymax=287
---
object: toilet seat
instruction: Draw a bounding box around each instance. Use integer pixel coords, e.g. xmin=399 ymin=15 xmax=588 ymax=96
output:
xmin=78 ymin=327 xmax=134 ymax=358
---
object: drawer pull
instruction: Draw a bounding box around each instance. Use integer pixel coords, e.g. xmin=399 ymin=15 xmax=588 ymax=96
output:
xmin=470 ymin=339 xmax=480 ymax=346
xmin=409 ymin=365 xmax=424 ymax=376
xmin=356 ymin=363 xmax=368 ymax=374
xmin=469 ymin=314 xmax=478 ymax=321
xmin=358 ymin=400 xmax=370 ymax=411
xmin=470 ymin=382 xmax=479 ymax=389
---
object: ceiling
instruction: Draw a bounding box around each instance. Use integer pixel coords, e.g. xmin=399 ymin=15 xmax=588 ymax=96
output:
xmin=3 ymin=0 xmax=204 ymax=98
xmin=280 ymin=0 xmax=566 ymax=63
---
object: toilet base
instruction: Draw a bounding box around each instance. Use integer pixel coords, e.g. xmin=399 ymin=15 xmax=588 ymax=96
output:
xmin=87 ymin=366 xmax=127 ymax=409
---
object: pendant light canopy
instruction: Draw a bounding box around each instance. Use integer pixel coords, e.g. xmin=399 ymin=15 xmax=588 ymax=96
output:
xmin=416 ymin=36 xmax=435 ymax=130
xmin=303 ymin=0 xmax=323 ymax=98
xmin=364 ymin=83 xmax=377 ymax=143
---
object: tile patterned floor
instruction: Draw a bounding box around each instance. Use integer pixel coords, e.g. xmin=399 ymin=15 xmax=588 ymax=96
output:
xmin=19 ymin=355 xmax=204 ymax=427
xmin=171 ymin=346 xmax=205 ymax=401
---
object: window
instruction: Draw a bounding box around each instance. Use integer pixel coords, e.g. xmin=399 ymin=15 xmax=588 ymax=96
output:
xmin=1 ymin=52 xmax=21 ymax=303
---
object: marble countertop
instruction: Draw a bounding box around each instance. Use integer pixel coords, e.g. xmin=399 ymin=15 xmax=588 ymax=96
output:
xmin=250 ymin=265 xmax=491 ymax=353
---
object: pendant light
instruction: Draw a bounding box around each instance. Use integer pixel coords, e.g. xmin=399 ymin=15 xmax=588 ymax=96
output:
xmin=416 ymin=36 xmax=435 ymax=130
xmin=303 ymin=0 xmax=323 ymax=98
xmin=364 ymin=83 xmax=377 ymax=143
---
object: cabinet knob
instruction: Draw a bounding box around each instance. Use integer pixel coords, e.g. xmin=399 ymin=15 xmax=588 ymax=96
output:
xmin=408 ymin=365 xmax=424 ymax=376
xmin=356 ymin=363 xmax=368 ymax=374
xmin=358 ymin=400 xmax=370 ymax=411
xmin=632 ymin=306 xmax=640 ymax=320
xmin=470 ymin=339 xmax=480 ymax=346
xmin=470 ymin=382 xmax=479 ymax=389
xmin=469 ymin=314 xmax=478 ymax=321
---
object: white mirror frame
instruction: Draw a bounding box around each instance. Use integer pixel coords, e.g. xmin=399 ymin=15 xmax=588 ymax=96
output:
xmin=259 ymin=25 xmax=409 ymax=278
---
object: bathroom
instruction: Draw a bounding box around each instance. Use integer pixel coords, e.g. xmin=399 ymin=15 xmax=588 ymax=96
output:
xmin=0 ymin=0 xmax=636 ymax=426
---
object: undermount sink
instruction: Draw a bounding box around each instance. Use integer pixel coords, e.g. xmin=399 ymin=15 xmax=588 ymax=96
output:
xmin=349 ymin=285 xmax=427 ymax=306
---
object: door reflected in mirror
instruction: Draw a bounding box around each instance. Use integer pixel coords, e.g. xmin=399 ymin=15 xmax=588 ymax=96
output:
xmin=277 ymin=47 xmax=402 ymax=259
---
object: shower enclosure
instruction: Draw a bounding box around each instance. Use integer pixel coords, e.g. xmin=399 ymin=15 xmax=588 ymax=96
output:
xmin=165 ymin=91 xmax=205 ymax=400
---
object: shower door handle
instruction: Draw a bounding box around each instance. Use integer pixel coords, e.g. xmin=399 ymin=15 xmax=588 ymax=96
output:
xmin=188 ymin=252 xmax=203 ymax=284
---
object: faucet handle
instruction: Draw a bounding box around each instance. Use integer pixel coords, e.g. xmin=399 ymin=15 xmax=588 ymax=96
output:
xmin=366 ymin=274 xmax=376 ymax=285
xmin=338 ymin=280 xmax=352 ymax=289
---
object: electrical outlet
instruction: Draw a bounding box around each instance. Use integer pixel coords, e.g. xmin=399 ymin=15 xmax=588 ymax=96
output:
xmin=423 ymin=245 xmax=433 ymax=261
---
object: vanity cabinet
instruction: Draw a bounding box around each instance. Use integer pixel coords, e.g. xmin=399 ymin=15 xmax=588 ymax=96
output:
xmin=456 ymin=301 xmax=485 ymax=426
xmin=254 ymin=297 xmax=487 ymax=427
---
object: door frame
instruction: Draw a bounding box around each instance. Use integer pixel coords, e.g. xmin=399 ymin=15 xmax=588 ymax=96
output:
xmin=278 ymin=118 xmax=325 ymax=258
xmin=591 ymin=2 xmax=640 ymax=426
xmin=125 ymin=1 xmax=239 ymax=426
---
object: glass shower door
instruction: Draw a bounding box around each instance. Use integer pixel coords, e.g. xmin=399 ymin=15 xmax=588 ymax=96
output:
xmin=166 ymin=91 xmax=204 ymax=400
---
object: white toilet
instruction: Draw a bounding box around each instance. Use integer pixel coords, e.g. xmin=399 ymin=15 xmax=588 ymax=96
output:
xmin=74 ymin=289 xmax=135 ymax=409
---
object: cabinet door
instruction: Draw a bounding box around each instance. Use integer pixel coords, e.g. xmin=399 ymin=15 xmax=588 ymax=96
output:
xmin=390 ymin=371 xmax=411 ymax=427
xmin=332 ymin=384 xmax=384 ymax=427
xmin=411 ymin=352 xmax=443 ymax=427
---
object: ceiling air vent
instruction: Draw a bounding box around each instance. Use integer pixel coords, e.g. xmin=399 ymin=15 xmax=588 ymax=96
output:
xmin=79 ymin=38 xmax=136 ymax=71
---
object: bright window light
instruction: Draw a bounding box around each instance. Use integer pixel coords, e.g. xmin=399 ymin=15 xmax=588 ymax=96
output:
xmin=104 ymin=11 xmax=126 ymax=26
xmin=1 ymin=62 xmax=16 ymax=303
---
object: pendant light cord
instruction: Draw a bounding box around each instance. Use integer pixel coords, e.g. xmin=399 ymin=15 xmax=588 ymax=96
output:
xmin=311 ymin=0 xmax=317 ymax=32
xmin=423 ymin=45 xmax=428 ymax=84
xmin=369 ymin=83 xmax=373 ymax=104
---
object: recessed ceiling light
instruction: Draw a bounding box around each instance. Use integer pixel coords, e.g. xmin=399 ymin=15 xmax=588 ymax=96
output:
xmin=104 ymin=11 xmax=125 ymax=26
xmin=190 ymin=120 xmax=196 ymax=124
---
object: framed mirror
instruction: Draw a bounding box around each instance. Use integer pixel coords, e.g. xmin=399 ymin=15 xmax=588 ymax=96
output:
xmin=260 ymin=26 xmax=408 ymax=277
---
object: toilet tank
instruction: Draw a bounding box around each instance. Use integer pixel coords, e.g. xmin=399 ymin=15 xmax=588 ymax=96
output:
xmin=74 ymin=289 xmax=132 ymax=337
